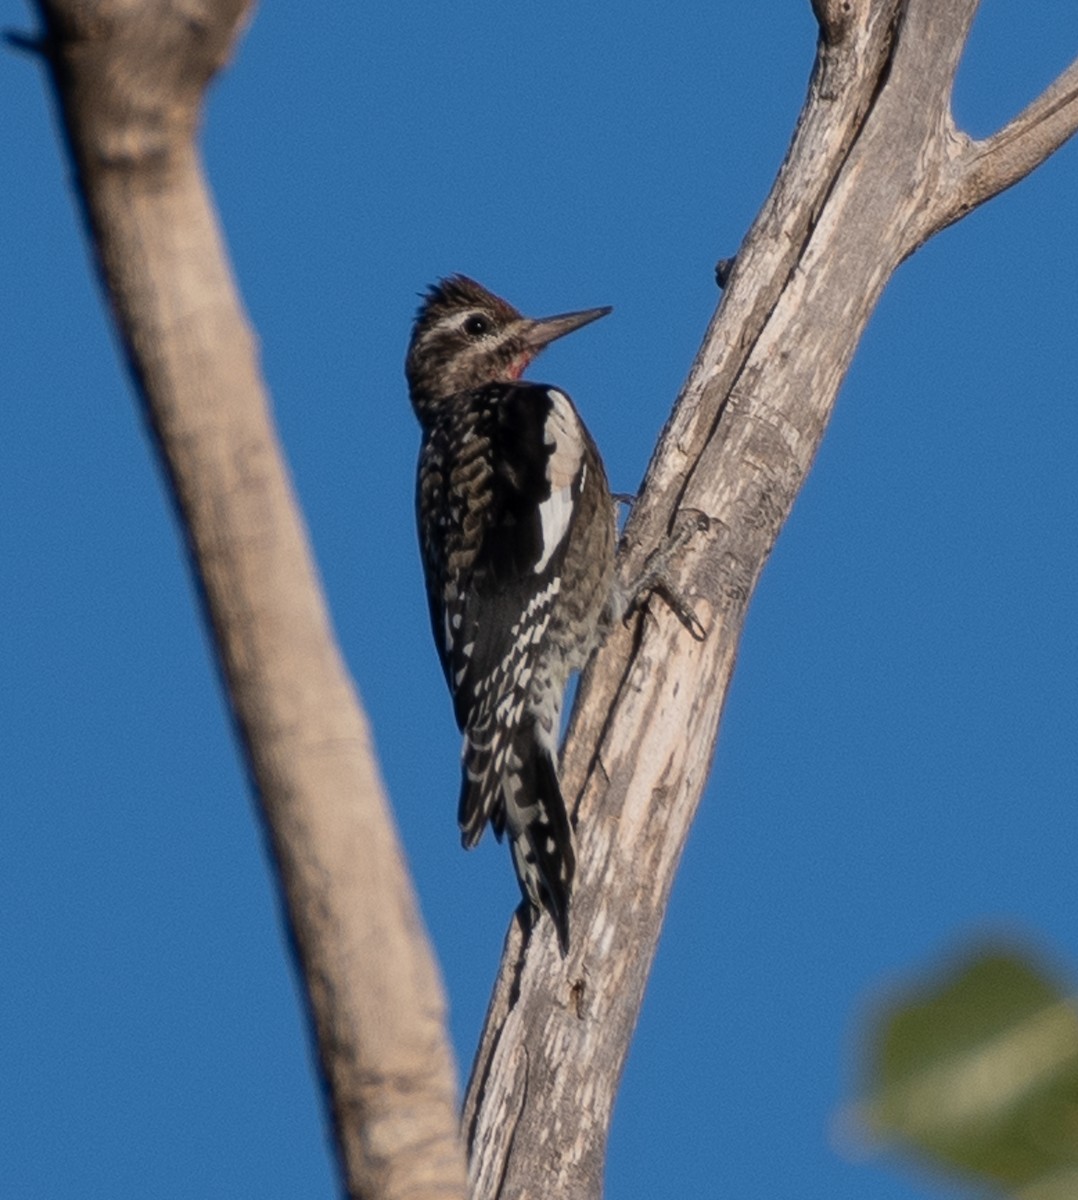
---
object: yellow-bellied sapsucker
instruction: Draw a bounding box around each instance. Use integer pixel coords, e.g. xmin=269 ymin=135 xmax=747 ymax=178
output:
xmin=407 ymin=275 xmax=615 ymax=952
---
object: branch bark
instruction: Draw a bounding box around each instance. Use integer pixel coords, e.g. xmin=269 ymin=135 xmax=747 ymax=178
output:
xmin=464 ymin=3 xmax=1078 ymax=1197
xmin=29 ymin=3 xmax=466 ymax=1198
xmin=927 ymin=58 xmax=1078 ymax=236
xmin=24 ymin=0 xmax=1078 ymax=1196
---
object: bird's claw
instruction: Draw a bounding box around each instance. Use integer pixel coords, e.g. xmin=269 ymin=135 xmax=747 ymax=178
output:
xmin=622 ymin=508 xmax=710 ymax=641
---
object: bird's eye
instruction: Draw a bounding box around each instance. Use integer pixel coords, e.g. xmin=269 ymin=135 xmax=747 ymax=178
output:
xmin=463 ymin=314 xmax=492 ymax=337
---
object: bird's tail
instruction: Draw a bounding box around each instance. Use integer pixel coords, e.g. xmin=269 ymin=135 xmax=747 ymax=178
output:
xmin=459 ymin=713 xmax=575 ymax=953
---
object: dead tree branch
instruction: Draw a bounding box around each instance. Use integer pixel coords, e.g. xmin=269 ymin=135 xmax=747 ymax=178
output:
xmin=930 ymin=58 xmax=1078 ymax=236
xmin=29 ymin=3 xmax=466 ymax=1198
xmin=23 ymin=0 xmax=1078 ymax=1195
xmin=464 ymin=3 xmax=1078 ymax=1197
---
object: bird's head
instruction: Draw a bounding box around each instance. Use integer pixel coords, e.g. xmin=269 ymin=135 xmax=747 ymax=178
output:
xmin=406 ymin=275 xmax=611 ymax=420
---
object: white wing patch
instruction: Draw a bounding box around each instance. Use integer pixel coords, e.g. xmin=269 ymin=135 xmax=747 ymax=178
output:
xmin=534 ymin=389 xmax=584 ymax=574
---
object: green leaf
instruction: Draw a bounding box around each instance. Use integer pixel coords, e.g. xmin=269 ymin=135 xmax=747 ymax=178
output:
xmin=854 ymin=945 xmax=1078 ymax=1195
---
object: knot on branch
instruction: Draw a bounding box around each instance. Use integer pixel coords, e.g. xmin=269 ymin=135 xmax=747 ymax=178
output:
xmin=811 ymin=0 xmax=862 ymax=45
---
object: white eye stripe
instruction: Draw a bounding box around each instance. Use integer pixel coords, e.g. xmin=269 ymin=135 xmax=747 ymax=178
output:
xmin=438 ymin=310 xmax=494 ymax=336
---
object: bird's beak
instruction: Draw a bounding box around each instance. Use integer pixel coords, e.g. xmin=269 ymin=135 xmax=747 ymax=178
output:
xmin=521 ymin=305 xmax=613 ymax=352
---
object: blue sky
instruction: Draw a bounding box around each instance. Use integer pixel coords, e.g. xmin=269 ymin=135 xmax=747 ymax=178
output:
xmin=3 ymin=3 xmax=1077 ymax=1197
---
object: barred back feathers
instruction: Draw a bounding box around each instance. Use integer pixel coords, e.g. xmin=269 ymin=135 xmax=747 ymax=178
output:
xmin=407 ymin=275 xmax=615 ymax=952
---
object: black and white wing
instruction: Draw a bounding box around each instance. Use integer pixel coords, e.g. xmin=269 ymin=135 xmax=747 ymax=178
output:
xmin=416 ymin=381 xmax=589 ymax=946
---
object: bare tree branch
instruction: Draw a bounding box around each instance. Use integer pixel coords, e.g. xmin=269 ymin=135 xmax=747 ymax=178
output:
xmin=30 ymin=3 xmax=466 ymax=1197
xmin=930 ymin=57 xmax=1078 ymax=237
xmin=465 ymin=2 xmax=1078 ymax=1197
xmin=26 ymin=0 xmax=1077 ymax=1195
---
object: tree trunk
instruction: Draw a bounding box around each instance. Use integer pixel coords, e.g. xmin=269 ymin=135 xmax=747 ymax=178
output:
xmin=24 ymin=0 xmax=1077 ymax=1198
xmin=464 ymin=2 xmax=1078 ymax=1197
xmin=30 ymin=3 xmax=466 ymax=1198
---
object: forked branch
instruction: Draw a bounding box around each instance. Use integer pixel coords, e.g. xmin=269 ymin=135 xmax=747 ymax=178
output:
xmin=928 ymin=57 xmax=1078 ymax=238
xmin=465 ymin=3 xmax=1078 ymax=1198
xmin=22 ymin=0 xmax=1078 ymax=1197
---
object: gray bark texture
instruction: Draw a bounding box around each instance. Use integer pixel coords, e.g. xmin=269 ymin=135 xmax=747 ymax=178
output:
xmin=463 ymin=2 xmax=1078 ymax=1198
xmin=22 ymin=1 xmax=1077 ymax=1199
xmin=28 ymin=3 xmax=466 ymax=1199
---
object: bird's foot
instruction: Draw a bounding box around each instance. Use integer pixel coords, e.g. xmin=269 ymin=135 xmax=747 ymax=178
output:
xmin=621 ymin=509 xmax=709 ymax=641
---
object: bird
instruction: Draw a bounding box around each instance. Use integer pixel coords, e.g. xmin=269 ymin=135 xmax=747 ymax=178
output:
xmin=406 ymin=274 xmax=616 ymax=952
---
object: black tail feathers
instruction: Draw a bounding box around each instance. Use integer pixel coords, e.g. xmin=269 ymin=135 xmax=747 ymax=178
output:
xmin=458 ymin=717 xmax=576 ymax=953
